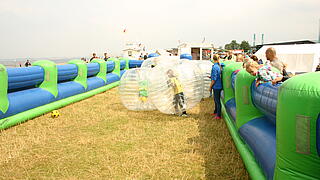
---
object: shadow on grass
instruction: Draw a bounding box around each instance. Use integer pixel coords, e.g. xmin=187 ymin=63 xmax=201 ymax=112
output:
xmin=190 ymin=98 xmax=250 ymax=180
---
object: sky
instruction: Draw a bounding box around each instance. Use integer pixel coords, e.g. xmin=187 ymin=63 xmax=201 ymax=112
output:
xmin=0 ymin=0 xmax=319 ymax=59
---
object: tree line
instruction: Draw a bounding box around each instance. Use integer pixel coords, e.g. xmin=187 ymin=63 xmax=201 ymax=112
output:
xmin=224 ymin=40 xmax=251 ymax=52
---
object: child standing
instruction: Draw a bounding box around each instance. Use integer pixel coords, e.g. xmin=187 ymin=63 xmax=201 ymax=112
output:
xmin=167 ymin=69 xmax=187 ymax=117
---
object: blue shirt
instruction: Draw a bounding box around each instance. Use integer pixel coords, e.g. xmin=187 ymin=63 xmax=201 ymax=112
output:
xmin=211 ymin=63 xmax=223 ymax=89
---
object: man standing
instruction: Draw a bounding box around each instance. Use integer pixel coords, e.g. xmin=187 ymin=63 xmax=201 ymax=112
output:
xmin=25 ymin=60 xmax=31 ymax=67
xmin=103 ymin=53 xmax=109 ymax=61
xmin=265 ymin=47 xmax=287 ymax=74
xmin=90 ymin=53 xmax=98 ymax=62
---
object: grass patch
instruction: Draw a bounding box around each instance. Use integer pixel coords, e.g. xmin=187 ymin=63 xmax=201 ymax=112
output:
xmin=0 ymin=87 xmax=249 ymax=179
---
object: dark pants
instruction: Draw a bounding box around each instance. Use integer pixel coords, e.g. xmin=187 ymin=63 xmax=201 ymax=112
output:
xmin=174 ymin=92 xmax=186 ymax=114
xmin=213 ymin=89 xmax=222 ymax=117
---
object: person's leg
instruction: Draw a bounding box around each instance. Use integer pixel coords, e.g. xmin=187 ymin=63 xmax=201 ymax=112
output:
xmin=213 ymin=89 xmax=222 ymax=118
xmin=213 ymin=91 xmax=217 ymax=114
xmin=173 ymin=94 xmax=179 ymax=114
xmin=179 ymin=93 xmax=187 ymax=114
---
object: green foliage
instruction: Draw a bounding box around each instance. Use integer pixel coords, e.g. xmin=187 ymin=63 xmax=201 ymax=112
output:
xmin=224 ymin=40 xmax=251 ymax=51
xmin=240 ymin=41 xmax=251 ymax=51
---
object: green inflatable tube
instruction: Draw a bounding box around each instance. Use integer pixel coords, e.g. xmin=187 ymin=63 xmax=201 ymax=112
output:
xmin=275 ymin=72 xmax=320 ymax=179
xmin=68 ymin=59 xmax=88 ymax=89
xmin=33 ymin=60 xmax=58 ymax=97
xmin=235 ymin=70 xmax=263 ymax=129
xmin=221 ymin=62 xmax=242 ymax=104
xmin=0 ymin=82 xmax=119 ymax=130
xmin=91 ymin=59 xmax=107 ymax=83
xmin=0 ymin=64 xmax=9 ymax=114
xmin=108 ymin=58 xmax=120 ymax=77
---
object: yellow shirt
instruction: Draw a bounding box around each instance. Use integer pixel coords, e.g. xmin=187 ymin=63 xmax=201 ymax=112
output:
xmin=170 ymin=77 xmax=183 ymax=94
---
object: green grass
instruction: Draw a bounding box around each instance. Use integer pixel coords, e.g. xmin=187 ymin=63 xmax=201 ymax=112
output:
xmin=0 ymin=87 xmax=249 ymax=179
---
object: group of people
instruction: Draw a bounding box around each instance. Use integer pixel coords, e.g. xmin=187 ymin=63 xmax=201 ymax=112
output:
xmin=209 ymin=47 xmax=287 ymax=120
xmin=87 ymin=52 xmax=110 ymax=62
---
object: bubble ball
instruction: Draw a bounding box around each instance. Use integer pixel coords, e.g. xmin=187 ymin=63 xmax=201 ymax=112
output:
xmin=148 ymin=61 xmax=204 ymax=114
xmin=192 ymin=60 xmax=214 ymax=98
xmin=119 ymin=68 xmax=156 ymax=111
xmin=141 ymin=56 xmax=185 ymax=68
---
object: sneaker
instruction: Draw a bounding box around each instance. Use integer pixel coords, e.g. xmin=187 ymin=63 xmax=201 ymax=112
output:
xmin=214 ymin=116 xmax=222 ymax=120
xmin=210 ymin=113 xmax=217 ymax=116
xmin=181 ymin=114 xmax=188 ymax=117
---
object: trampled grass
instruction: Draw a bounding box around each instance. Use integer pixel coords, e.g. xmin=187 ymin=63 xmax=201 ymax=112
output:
xmin=0 ymin=87 xmax=249 ymax=179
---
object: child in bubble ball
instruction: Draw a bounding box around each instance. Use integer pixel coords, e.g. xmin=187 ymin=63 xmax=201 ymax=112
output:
xmin=167 ymin=69 xmax=187 ymax=117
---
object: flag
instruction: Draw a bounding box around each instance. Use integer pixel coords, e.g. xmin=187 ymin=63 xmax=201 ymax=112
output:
xmin=202 ymin=37 xmax=205 ymax=43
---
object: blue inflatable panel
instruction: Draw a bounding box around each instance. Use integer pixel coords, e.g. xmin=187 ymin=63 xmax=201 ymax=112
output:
xmin=0 ymin=88 xmax=55 ymax=119
xmin=251 ymin=82 xmax=280 ymax=125
xmin=56 ymin=82 xmax=85 ymax=100
xmin=317 ymin=115 xmax=320 ymax=156
xmin=225 ymin=98 xmax=237 ymax=122
xmin=148 ymin=53 xmax=159 ymax=58
xmin=239 ymin=117 xmax=276 ymax=180
xmin=106 ymin=73 xmax=120 ymax=85
xmin=107 ymin=61 xmax=115 ymax=73
xmin=7 ymin=67 xmax=44 ymax=92
xmin=129 ymin=60 xmax=142 ymax=68
xmin=87 ymin=63 xmax=99 ymax=77
xmin=120 ymin=70 xmax=126 ymax=77
xmin=57 ymin=64 xmax=78 ymax=82
xmin=86 ymin=77 xmax=105 ymax=91
xmin=221 ymin=90 xmax=224 ymax=100
xmin=120 ymin=60 xmax=126 ymax=70
xmin=231 ymin=71 xmax=240 ymax=91
xmin=180 ymin=53 xmax=192 ymax=60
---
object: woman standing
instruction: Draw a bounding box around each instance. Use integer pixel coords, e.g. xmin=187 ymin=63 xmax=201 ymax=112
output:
xmin=209 ymin=55 xmax=223 ymax=119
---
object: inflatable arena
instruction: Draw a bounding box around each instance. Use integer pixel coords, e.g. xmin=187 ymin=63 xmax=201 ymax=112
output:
xmin=221 ymin=61 xmax=320 ymax=180
xmin=0 ymin=55 xmax=319 ymax=179
xmin=0 ymin=58 xmax=142 ymax=130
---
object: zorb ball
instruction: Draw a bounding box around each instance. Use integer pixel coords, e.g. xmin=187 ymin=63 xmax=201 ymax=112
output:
xmin=141 ymin=56 xmax=183 ymax=68
xmin=51 ymin=110 xmax=60 ymax=118
xmin=119 ymin=68 xmax=156 ymax=111
xmin=148 ymin=61 xmax=203 ymax=114
xmin=193 ymin=60 xmax=213 ymax=98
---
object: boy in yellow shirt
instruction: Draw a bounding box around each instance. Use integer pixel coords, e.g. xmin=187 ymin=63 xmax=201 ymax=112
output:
xmin=167 ymin=69 xmax=187 ymax=117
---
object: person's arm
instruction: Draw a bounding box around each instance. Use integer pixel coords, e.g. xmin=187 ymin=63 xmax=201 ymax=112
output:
xmin=209 ymin=66 xmax=217 ymax=91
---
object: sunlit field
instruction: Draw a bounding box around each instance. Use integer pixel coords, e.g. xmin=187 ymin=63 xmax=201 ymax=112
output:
xmin=0 ymin=87 xmax=249 ymax=179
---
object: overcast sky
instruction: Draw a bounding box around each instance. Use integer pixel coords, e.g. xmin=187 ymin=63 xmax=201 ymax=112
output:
xmin=0 ymin=0 xmax=319 ymax=59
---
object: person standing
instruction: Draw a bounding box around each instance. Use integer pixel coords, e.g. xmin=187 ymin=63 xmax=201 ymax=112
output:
xmin=265 ymin=47 xmax=289 ymax=81
xmin=24 ymin=60 xmax=31 ymax=67
xmin=144 ymin=53 xmax=148 ymax=60
xmin=90 ymin=53 xmax=98 ymax=62
xmin=209 ymin=55 xmax=223 ymax=120
xmin=103 ymin=53 xmax=109 ymax=61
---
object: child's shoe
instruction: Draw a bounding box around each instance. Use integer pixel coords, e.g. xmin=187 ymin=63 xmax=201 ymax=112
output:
xmin=214 ymin=116 xmax=222 ymax=120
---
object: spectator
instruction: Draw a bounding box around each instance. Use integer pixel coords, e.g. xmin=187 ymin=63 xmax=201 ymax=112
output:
xmin=250 ymin=55 xmax=263 ymax=64
xmin=236 ymin=54 xmax=244 ymax=62
xmin=265 ymin=48 xmax=287 ymax=73
xmin=25 ymin=60 xmax=31 ymax=67
xmin=316 ymin=63 xmax=320 ymax=72
xmin=103 ymin=53 xmax=109 ymax=61
xmin=209 ymin=54 xmax=223 ymax=120
xmin=226 ymin=51 xmax=235 ymax=61
xmin=90 ymin=53 xmax=98 ymax=62
xmin=245 ymin=60 xmax=283 ymax=87
xmin=144 ymin=53 xmax=148 ymax=60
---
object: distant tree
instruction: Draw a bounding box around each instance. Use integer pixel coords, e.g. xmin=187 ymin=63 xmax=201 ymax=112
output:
xmin=224 ymin=40 xmax=240 ymax=50
xmin=240 ymin=41 xmax=251 ymax=51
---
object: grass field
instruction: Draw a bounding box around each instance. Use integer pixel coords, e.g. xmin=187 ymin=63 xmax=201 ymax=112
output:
xmin=0 ymin=87 xmax=249 ymax=179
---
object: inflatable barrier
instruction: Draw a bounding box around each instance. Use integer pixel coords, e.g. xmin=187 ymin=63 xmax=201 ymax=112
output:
xmin=221 ymin=62 xmax=320 ymax=179
xmin=0 ymin=59 xmax=143 ymax=130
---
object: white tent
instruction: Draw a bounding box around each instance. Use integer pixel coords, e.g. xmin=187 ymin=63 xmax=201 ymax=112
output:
xmin=255 ymin=44 xmax=320 ymax=73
